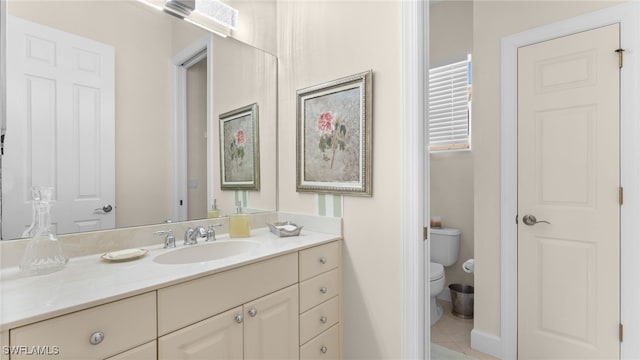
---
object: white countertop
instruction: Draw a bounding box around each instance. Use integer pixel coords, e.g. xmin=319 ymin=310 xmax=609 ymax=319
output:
xmin=0 ymin=228 xmax=341 ymax=330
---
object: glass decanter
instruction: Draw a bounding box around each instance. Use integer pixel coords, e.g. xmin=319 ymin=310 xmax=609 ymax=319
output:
xmin=19 ymin=186 xmax=68 ymax=275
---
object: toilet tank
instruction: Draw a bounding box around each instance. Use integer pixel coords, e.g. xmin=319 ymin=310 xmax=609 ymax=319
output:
xmin=430 ymin=227 xmax=461 ymax=267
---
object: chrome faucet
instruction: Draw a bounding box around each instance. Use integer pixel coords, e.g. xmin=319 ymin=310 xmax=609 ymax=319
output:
xmin=184 ymin=226 xmax=206 ymax=246
xmin=154 ymin=230 xmax=176 ymax=249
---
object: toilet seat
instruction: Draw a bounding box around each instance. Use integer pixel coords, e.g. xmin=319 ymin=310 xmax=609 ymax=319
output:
xmin=430 ymin=262 xmax=444 ymax=282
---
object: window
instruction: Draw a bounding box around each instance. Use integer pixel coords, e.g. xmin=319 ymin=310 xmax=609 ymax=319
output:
xmin=428 ymin=55 xmax=472 ymax=152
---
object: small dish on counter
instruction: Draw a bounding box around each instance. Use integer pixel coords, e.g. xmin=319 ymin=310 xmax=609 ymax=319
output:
xmin=268 ymin=221 xmax=303 ymax=237
xmin=101 ymin=248 xmax=148 ymax=262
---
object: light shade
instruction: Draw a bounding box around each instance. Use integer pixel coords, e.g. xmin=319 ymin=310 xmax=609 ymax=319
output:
xmin=195 ymin=0 xmax=238 ymax=29
xmin=138 ymin=0 xmax=239 ymax=37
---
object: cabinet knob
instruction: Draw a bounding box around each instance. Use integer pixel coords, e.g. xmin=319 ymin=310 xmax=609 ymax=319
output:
xmin=319 ymin=257 xmax=327 ymax=264
xmin=234 ymin=314 xmax=244 ymax=323
xmin=320 ymin=345 xmax=328 ymax=354
xmin=320 ymin=316 xmax=328 ymax=324
xmin=320 ymin=287 xmax=328 ymax=294
xmin=89 ymin=331 xmax=104 ymax=345
xmin=248 ymin=308 xmax=258 ymax=317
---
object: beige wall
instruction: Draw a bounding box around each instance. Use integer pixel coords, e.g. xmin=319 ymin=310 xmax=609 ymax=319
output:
xmin=472 ymin=0 xmax=624 ymax=338
xmin=429 ymin=0 xmax=474 ymax=291
xmin=430 ymin=0 xmax=473 ymax=67
xmin=431 ymin=152 xmax=474 ymax=288
xmin=277 ymin=1 xmax=402 ymax=358
xmin=229 ymin=0 xmax=277 ymax=55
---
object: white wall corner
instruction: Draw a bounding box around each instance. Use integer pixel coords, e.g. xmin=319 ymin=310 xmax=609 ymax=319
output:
xmin=470 ymin=329 xmax=502 ymax=359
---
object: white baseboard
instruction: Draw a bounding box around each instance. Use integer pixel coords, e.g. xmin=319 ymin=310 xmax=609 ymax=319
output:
xmin=470 ymin=329 xmax=501 ymax=359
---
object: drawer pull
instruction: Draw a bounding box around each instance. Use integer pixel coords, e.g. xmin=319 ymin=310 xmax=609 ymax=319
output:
xmin=320 ymin=316 xmax=328 ymax=324
xmin=89 ymin=331 xmax=104 ymax=345
xmin=320 ymin=345 xmax=328 ymax=354
xmin=320 ymin=287 xmax=328 ymax=294
xmin=319 ymin=257 xmax=327 ymax=264
xmin=234 ymin=314 xmax=244 ymax=323
xmin=248 ymin=308 xmax=258 ymax=317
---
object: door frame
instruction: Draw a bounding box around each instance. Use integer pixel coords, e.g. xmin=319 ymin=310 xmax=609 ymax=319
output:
xmin=500 ymin=3 xmax=640 ymax=359
xmin=171 ymin=34 xmax=214 ymax=222
xmin=399 ymin=0 xmax=429 ymax=359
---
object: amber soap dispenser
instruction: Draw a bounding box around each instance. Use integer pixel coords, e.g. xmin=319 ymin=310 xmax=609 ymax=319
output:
xmin=230 ymin=202 xmax=250 ymax=237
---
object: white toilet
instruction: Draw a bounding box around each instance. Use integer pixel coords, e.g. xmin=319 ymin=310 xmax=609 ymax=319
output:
xmin=428 ymin=227 xmax=461 ymax=325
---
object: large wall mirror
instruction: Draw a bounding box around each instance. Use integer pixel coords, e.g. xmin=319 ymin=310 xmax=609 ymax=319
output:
xmin=1 ymin=0 xmax=277 ymax=240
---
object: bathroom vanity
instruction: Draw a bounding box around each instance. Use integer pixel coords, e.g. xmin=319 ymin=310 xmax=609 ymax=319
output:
xmin=0 ymin=225 xmax=342 ymax=360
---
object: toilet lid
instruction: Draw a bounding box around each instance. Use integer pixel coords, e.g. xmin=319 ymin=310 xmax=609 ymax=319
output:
xmin=430 ymin=262 xmax=444 ymax=281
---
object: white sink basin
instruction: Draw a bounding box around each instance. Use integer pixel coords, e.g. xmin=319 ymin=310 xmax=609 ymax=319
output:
xmin=153 ymin=240 xmax=262 ymax=265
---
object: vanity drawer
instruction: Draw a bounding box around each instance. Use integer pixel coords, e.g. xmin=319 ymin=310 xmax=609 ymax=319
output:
xmin=299 ymin=241 xmax=340 ymax=281
xmin=300 ymin=269 xmax=339 ymax=313
xmin=158 ymin=252 xmax=298 ymax=335
xmin=300 ymin=324 xmax=340 ymax=360
xmin=9 ymin=292 xmax=156 ymax=360
xmin=300 ymin=296 xmax=339 ymax=345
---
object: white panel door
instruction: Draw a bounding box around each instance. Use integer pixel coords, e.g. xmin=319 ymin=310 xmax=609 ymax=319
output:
xmin=3 ymin=15 xmax=115 ymax=238
xmin=517 ymin=24 xmax=620 ymax=359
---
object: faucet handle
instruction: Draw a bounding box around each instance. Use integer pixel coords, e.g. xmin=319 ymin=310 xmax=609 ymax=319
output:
xmin=154 ymin=230 xmax=176 ymax=249
xmin=206 ymin=224 xmax=223 ymax=242
xmin=184 ymin=227 xmax=196 ymax=246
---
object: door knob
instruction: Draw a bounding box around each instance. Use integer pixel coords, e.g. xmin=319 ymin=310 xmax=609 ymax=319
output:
xmin=94 ymin=205 xmax=113 ymax=214
xmin=522 ymin=214 xmax=551 ymax=226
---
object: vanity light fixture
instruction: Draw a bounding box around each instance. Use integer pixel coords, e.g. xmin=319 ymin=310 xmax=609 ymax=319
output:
xmin=136 ymin=0 xmax=238 ymax=38
xmin=194 ymin=0 xmax=238 ymax=29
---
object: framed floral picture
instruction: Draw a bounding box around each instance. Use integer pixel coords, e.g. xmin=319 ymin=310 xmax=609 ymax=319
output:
xmin=296 ymin=71 xmax=372 ymax=196
xmin=219 ymin=103 xmax=260 ymax=190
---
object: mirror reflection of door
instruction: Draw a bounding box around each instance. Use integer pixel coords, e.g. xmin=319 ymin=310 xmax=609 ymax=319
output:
xmin=186 ymin=57 xmax=208 ymax=220
xmin=3 ymin=15 xmax=115 ymax=239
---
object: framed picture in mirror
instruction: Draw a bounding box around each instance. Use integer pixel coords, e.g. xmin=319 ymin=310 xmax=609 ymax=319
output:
xmin=219 ymin=103 xmax=260 ymax=190
xmin=296 ymin=70 xmax=373 ymax=196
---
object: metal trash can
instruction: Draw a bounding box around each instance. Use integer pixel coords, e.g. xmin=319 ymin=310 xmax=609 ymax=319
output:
xmin=449 ymin=284 xmax=474 ymax=319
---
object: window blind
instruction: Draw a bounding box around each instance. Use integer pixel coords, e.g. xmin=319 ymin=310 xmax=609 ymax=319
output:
xmin=428 ymin=56 xmax=471 ymax=151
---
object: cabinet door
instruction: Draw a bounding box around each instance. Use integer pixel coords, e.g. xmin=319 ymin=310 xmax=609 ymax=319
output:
xmin=158 ymin=307 xmax=243 ymax=360
xmin=244 ymin=284 xmax=299 ymax=360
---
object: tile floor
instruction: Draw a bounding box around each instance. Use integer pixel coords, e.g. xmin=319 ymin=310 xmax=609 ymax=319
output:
xmin=431 ymin=300 xmax=499 ymax=360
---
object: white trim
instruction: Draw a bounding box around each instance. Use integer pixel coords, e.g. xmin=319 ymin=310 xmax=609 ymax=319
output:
xmin=501 ymin=3 xmax=640 ymax=359
xmin=171 ymin=35 xmax=214 ymax=222
xmin=1 ymin=0 xmax=6 ymax=135
xmin=400 ymin=1 xmax=428 ymax=359
xmin=0 ymin=0 xmax=5 ymax=238
xmin=205 ymin=38 xmax=215 ymax=218
xmin=471 ymin=329 xmax=502 ymax=359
